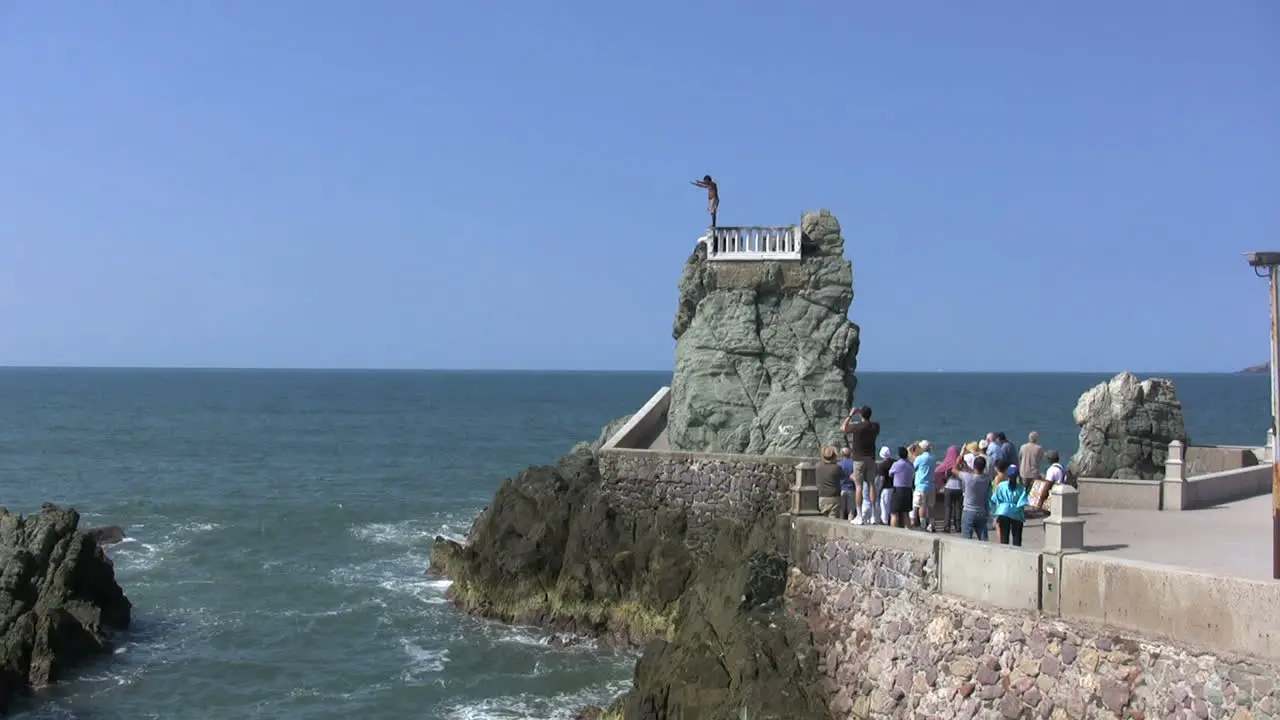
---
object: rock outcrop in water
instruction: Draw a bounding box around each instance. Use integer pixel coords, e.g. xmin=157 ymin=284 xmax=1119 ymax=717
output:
xmin=429 ymin=441 xmax=693 ymax=644
xmin=429 ymin=436 xmax=826 ymax=719
xmin=615 ymin=521 xmax=828 ymax=720
xmin=1069 ymin=372 xmax=1189 ymax=480
xmin=667 ymin=210 xmax=860 ymax=456
xmin=0 ymin=505 xmax=131 ymax=712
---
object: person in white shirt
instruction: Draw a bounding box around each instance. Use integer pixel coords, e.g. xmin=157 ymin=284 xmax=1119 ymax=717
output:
xmin=1045 ymin=450 xmax=1066 ymax=484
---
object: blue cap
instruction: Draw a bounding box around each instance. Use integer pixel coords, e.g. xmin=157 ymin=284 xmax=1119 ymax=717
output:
xmin=1008 ymin=464 xmax=1019 ymax=477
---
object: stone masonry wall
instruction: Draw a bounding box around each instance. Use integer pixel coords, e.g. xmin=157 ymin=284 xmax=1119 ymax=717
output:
xmin=787 ymin=535 xmax=1280 ymax=719
xmin=597 ymin=449 xmax=797 ymax=551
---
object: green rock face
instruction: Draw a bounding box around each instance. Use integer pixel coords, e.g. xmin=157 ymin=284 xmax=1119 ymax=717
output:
xmin=668 ymin=210 xmax=860 ymax=456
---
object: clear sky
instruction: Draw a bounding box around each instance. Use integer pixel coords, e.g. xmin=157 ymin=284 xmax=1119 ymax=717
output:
xmin=1 ymin=2 xmax=1276 ymax=372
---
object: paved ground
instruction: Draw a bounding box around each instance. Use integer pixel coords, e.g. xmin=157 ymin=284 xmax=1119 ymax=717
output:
xmin=1014 ymin=493 xmax=1277 ymax=581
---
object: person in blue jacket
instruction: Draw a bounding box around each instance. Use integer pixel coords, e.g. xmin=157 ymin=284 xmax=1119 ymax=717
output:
xmin=991 ymin=463 xmax=1030 ymax=546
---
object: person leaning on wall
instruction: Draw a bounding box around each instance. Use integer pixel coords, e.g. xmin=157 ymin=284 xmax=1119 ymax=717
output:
xmin=815 ymin=445 xmax=844 ymax=517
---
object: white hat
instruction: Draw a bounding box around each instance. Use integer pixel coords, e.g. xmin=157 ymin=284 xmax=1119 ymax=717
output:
xmin=963 ymin=452 xmax=976 ymax=468
xmin=978 ymin=439 xmax=989 ymax=450
xmin=879 ymin=446 xmax=892 ymax=460
xmin=918 ymin=440 xmax=932 ymax=451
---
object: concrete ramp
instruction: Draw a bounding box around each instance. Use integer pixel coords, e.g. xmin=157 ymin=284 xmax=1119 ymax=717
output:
xmin=601 ymin=387 xmax=670 ymax=450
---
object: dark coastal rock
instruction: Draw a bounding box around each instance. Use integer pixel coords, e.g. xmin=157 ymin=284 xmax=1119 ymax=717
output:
xmin=666 ymin=210 xmax=861 ymax=456
xmin=86 ymin=525 xmax=126 ymax=545
xmin=0 ymin=504 xmax=131 ymax=712
xmin=1069 ymin=371 xmax=1189 ymax=480
xmin=431 ymin=427 xmax=830 ymax=719
xmin=429 ymin=442 xmax=694 ymax=643
xmin=615 ymin=519 xmax=828 ymax=720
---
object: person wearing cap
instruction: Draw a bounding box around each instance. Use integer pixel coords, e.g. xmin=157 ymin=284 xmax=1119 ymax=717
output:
xmin=912 ymin=440 xmax=937 ymax=532
xmin=876 ymin=446 xmax=895 ymax=525
xmin=990 ymin=460 xmax=1031 ymax=546
xmin=837 ymin=448 xmax=856 ymax=520
xmin=815 ymin=446 xmax=844 ymax=517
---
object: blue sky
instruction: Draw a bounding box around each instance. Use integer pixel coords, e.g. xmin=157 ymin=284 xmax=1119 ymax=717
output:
xmin=1 ymin=2 xmax=1276 ymax=372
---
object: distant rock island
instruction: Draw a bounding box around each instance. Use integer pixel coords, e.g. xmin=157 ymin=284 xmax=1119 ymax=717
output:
xmin=1240 ymin=362 xmax=1270 ymax=374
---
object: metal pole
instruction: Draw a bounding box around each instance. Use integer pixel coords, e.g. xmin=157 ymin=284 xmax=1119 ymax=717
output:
xmin=1270 ymin=266 xmax=1280 ymax=580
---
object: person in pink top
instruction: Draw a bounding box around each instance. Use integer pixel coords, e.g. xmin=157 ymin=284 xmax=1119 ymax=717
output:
xmin=933 ymin=446 xmax=961 ymax=533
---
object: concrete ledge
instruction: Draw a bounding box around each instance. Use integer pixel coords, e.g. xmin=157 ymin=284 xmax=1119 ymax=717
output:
xmin=789 ymin=517 xmax=936 ymax=558
xmin=1184 ymin=464 xmax=1272 ymax=509
xmin=937 ymin=535 xmax=1042 ymax=611
xmin=1060 ymin=553 xmax=1280 ymax=661
xmin=601 ymin=386 xmax=671 ymax=450
xmin=1075 ymin=477 xmax=1163 ymax=510
xmin=601 ymin=446 xmax=810 ymax=466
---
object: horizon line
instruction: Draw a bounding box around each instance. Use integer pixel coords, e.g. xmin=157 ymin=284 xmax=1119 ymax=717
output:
xmin=0 ymin=364 xmax=1258 ymax=375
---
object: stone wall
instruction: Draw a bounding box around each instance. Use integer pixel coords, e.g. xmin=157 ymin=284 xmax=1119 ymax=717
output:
xmin=597 ymin=448 xmax=798 ymax=550
xmin=788 ymin=534 xmax=1280 ymax=719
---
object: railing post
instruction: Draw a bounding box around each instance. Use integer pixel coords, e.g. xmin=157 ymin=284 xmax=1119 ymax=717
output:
xmin=1042 ymin=483 xmax=1085 ymax=553
xmin=791 ymin=462 xmax=819 ymax=515
xmin=1162 ymin=440 xmax=1187 ymax=511
xmin=1268 ymin=428 xmax=1276 ymax=462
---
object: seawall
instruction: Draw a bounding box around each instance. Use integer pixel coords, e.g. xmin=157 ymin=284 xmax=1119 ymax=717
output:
xmin=598 ymin=447 xmax=799 ymax=551
xmin=789 ymin=518 xmax=1280 ymax=718
xmin=592 ymin=442 xmax=1280 ymax=718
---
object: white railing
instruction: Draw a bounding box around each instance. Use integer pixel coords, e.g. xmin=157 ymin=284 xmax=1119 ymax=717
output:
xmin=701 ymin=226 xmax=801 ymax=261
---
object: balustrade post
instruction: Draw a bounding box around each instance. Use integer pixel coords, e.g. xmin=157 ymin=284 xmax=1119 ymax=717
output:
xmin=1042 ymin=483 xmax=1085 ymax=553
xmin=791 ymin=462 xmax=819 ymax=515
xmin=1162 ymin=440 xmax=1187 ymax=511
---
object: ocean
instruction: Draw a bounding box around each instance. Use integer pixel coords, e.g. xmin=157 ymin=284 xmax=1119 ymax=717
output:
xmin=0 ymin=368 xmax=1267 ymax=719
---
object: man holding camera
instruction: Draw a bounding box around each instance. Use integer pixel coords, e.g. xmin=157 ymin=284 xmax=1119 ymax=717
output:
xmin=841 ymin=405 xmax=881 ymax=524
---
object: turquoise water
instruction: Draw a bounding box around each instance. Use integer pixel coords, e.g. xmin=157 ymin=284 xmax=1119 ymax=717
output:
xmin=0 ymin=369 xmax=1266 ymax=719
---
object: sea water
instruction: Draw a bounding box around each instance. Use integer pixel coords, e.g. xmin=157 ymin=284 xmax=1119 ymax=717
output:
xmin=0 ymin=368 xmax=1266 ymax=719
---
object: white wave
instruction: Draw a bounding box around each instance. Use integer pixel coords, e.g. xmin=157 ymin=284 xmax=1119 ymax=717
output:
xmin=350 ymin=517 xmax=470 ymax=547
xmin=108 ymin=521 xmax=221 ymax=573
xmin=442 ymin=678 xmax=632 ymax=720
xmin=399 ymin=638 xmax=449 ymax=683
xmin=328 ymin=556 xmax=451 ymax=606
xmin=486 ymin=625 xmax=600 ymax=652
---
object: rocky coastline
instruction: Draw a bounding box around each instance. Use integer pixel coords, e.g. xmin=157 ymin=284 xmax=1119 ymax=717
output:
xmin=428 ymin=433 xmax=829 ymax=719
xmin=0 ymin=504 xmax=132 ymax=714
xmin=429 ymin=210 xmax=860 ymax=718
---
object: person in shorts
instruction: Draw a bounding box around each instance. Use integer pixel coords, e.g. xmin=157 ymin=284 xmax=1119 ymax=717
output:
xmin=841 ymin=405 xmax=881 ymax=525
xmin=913 ymin=440 xmax=937 ymax=531
xmin=888 ymin=446 xmax=914 ymax=528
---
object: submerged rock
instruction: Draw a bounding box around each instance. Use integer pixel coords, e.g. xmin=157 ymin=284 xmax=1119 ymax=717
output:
xmin=85 ymin=525 xmax=126 ymax=546
xmin=0 ymin=504 xmax=132 ymax=712
xmin=1069 ymin=371 xmax=1189 ymax=480
xmin=667 ymin=210 xmax=860 ymax=456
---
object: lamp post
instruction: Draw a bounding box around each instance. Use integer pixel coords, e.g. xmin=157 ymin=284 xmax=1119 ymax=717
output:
xmin=1245 ymin=251 xmax=1280 ymax=580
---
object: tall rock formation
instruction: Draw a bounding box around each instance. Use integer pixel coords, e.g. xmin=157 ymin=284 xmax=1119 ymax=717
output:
xmin=0 ymin=504 xmax=132 ymax=712
xmin=667 ymin=210 xmax=860 ymax=456
xmin=1069 ymin=372 xmax=1189 ymax=480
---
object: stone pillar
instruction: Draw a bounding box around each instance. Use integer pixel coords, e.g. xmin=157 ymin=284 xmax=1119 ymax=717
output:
xmin=1042 ymin=483 xmax=1085 ymax=554
xmin=1162 ymin=440 xmax=1187 ymax=511
xmin=790 ymin=462 xmax=819 ymax=515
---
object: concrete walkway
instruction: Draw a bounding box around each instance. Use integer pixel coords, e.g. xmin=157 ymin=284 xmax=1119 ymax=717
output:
xmin=1017 ymin=493 xmax=1277 ymax=582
